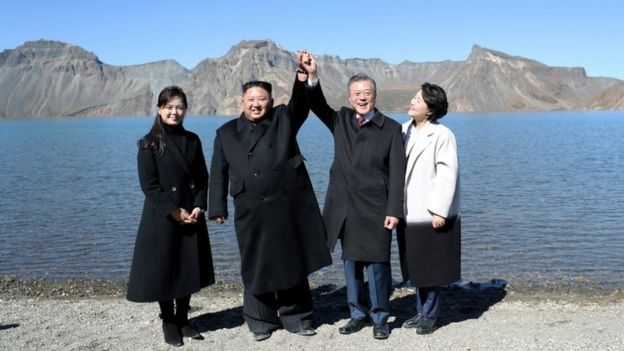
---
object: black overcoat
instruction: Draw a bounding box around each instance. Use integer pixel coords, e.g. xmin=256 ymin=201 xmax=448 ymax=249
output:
xmin=306 ymin=81 xmax=405 ymax=262
xmin=127 ymin=128 xmax=215 ymax=302
xmin=208 ymin=78 xmax=332 ymax=295
xmin=404 ymin=219 xmax=461 ymax=287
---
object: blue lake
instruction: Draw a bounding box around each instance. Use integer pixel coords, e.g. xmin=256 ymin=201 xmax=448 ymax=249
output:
xmin=0 ymin=111 xmax=623 ymax=291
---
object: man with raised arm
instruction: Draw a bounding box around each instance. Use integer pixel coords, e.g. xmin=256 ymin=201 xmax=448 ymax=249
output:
xmin=300 ymin=51 xmax=405 ymax=340
xmin=208 ymin=52 xmax=331 ymax=342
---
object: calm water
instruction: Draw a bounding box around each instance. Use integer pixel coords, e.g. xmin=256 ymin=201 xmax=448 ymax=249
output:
xmin=0 ymin=112 xmax=623 ymax=290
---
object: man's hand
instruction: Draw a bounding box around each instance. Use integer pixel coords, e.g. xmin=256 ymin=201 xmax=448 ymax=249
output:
xmin=210 ymin=216 xmax=226 ymax=224
xmin=299 ymin=50 xmax=318 ymax=80
xmin=384 ymin=216 xmax=399 ymax=230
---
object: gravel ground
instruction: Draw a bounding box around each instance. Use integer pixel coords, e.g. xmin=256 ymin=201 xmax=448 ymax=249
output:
xmin=1 ymin=275 xmax=623 ymax=351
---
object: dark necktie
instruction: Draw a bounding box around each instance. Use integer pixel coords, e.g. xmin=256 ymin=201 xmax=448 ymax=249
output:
xmin=357 ymin=116 xmax=366 ymax=127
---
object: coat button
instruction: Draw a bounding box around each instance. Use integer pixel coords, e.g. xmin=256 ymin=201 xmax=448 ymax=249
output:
xmin=190 ymin=184 xmax=195 ymax=189
xmin=171 ymin=186 xmax=177 ymax=192
xmin=253 ymin=171 xmax=259 ymax=177
xmin=248 ymin=152 xmax=253 ymax=157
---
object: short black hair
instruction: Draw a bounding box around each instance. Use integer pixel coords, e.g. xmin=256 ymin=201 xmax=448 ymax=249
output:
xmin=347 ymin=73 xmax=377 ymax=94
xmin=242 ymin=80 xmax=272 ymax=94
xmin=421 ymin=82 xmax=448 ymax=121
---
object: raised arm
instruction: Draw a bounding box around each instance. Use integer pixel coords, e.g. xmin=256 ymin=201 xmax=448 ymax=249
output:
xmin=300 ymin=51 xmax=337 ymax=132
xmin=286 ymin=78 xmax=310 ymax=134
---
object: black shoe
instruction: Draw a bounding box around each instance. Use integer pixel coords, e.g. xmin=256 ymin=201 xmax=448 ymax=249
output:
xmin=180 ymin=323 xmax=204 ymax=340
xmin=338 ymin=318 xmax=370 ymax=334
xmin=416 ymin=317 xmax=438 ymax=335
xmin=373 ymin=323 xmax=390 ymax=339
xmin=253 ymin=331 xmax=272 ymax=341
xmin=162 ymin=321 xmax=183 ymax=347
xmin=402 ymin=314 xmax=424 ymax=329
xmin=295 ymin=327 xmax=317 ymax=336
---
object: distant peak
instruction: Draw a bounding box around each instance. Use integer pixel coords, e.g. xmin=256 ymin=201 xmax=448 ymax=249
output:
xmin=468 ymin=44 xmax=485 ymax=57
xmin=11 ymin=39 xmax=101 ymax=62
xmin=469 ymin=45 xmax=507 ymax=60
xmin=235 ymin=39 xmax=279 ymax=50
xmin=224 ymin=39 xmax=287 ymax=59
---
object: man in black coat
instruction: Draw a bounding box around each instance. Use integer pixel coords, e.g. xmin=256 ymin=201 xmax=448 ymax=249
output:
xmin=300 ymin=52 xmax=405 ymax=340
xmin=208 ymin=58 xmax=332 ymax=341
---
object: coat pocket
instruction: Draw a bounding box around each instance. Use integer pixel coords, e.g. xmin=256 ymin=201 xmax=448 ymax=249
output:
xmin=288 ymin=154 xmax=305 ymax=168
xmin=229 ymin=178 xmax=245 ymax=197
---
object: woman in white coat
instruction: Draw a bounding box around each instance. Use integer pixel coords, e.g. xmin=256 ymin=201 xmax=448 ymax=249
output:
xmin=399 ymin=83 xmax=460 ymax=334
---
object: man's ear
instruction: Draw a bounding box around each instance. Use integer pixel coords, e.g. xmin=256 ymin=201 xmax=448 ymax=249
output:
xmin=269 ymin=98 xmax=274 ymax=109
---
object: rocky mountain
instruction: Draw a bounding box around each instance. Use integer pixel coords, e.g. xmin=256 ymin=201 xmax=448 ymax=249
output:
xmin=586 ymin=82 xmax=624 ymax=110
xmin=0 ymin=41 xmax=151 ymax=117
xmin=0 ymin=39 xmax=622 ymax=118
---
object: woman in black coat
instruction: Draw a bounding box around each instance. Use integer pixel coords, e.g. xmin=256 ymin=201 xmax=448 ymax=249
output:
xmin=127 ymin=86 xmax=215 ymax=347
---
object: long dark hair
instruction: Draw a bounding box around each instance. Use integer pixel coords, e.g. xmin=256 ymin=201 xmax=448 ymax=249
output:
xmin=140 ymin=86 xmax=188 ymax=156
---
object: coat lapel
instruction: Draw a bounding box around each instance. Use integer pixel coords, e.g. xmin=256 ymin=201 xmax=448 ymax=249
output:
xmin=368 ymin=109 xmax=385 ymax=128
xmin=164 ymin=132 xmax=192 ymax=176
xmin=236 ymin=113 xmax=271 ymax=153
xmin=248 ymin=121 xmax=270 ymax=152
xmin=404 ymin=120 xmax=435 ymax=181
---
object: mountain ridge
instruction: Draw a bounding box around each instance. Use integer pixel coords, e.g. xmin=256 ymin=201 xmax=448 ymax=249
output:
xmin=0 ymin=39 xmax=621 ymax=117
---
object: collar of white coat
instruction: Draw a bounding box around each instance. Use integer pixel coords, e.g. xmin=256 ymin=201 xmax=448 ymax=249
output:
xmin=403 ymin=120 xmax=436 ymax=155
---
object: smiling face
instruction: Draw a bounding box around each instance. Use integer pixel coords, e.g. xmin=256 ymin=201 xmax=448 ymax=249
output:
xmin=242 ymin=86 xmax=273 ymax=121
xmin=348 ymin=79 xmax=376 ymax=116
xmin=408 ymin=90 xmax=430 ymax=124
xmin=158 ymin=96 xmax=186 ymax=126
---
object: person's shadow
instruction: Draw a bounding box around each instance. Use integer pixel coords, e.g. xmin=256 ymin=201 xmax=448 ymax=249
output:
xmin=188 ymin=279 xmax=506 ymax=332
xmin=0 ymin=323 xmax=20 ymax=331
xmin=310 ymin=284 xmax=352 ymax=326
xmin=390 ymin=279 xmax=507 ymax=330
xmin=191 ymin=305 xmax=244 ymax=332
xmin=189 ymin=284 xmax=352 ymax=332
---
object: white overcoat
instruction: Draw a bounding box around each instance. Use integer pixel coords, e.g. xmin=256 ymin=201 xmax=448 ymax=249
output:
xmin=402 ymin=120 xmax=460 ymax=223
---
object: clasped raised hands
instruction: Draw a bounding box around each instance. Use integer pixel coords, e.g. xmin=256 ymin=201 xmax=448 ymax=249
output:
xmin=297 ymin=49 xmax=318 ymax=80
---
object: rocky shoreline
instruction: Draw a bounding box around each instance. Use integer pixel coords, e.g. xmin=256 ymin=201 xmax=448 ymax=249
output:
xmin=2 ymin=273 xmax=622 ymax=303
xmin=2 ymin=274 xmax=624 ymax=350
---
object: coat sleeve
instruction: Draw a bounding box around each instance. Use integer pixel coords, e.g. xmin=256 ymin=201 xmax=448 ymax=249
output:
xmin=427 ymin=130 xmax=459 ymax=218
xmin=137 ymin=144 xmax=178 ymax=217
xmin=305 ymin=80 xmax=337 ymax=132
xmin=192 ymin=137 xmax=209 ymax=210
xmin=286 ymin=76 xmax=310 ymax=133
xmin=386 ymin=125 xmax=406 ymax=218
xmin=208 ymin=131 xmax=229 ymax=218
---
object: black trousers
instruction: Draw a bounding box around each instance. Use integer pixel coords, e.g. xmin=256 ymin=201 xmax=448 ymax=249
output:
xmin=243 ymin=279 xmax=314 ymax=333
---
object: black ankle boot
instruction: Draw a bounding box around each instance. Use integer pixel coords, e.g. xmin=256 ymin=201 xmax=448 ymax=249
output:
xmin=176 ymin=313 xmax=202 ymax=339
xmin=159 ymin=300 xmax=182 ymax=346
xmin=175 ymin=297 xmax=203 ymax=340
xmin=161 ymin=319 xmax=183 ymax=347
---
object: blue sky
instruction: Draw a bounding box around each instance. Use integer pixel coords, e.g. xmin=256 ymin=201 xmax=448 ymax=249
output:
xmin=3 ymin=0 xmax=623 ymax=79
